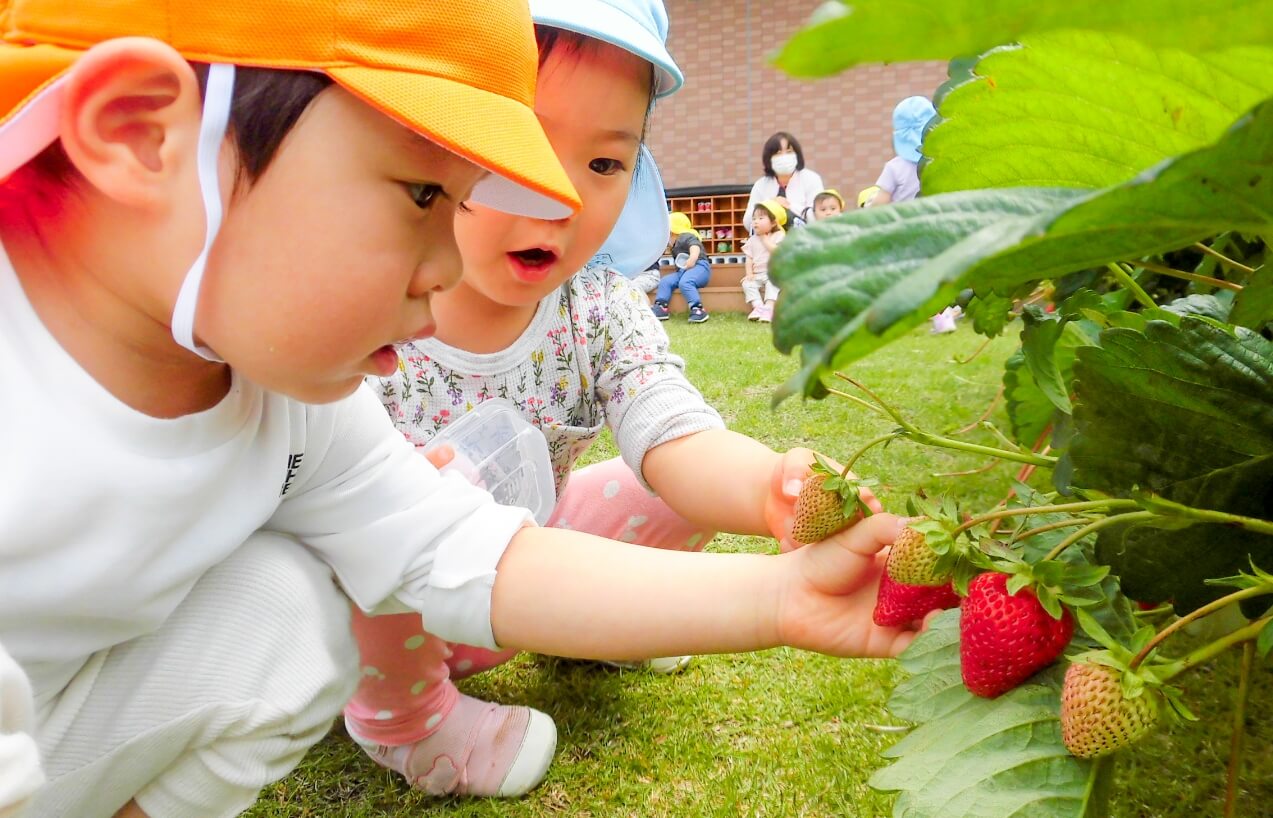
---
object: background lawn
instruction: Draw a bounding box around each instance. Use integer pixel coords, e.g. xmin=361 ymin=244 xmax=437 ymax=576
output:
xmin=247 ymin=315 xmax=1272 ymax=818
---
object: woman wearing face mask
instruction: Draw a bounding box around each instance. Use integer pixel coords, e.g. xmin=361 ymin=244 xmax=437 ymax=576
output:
xmin=742 ymin=131 xmax=823 ymax=234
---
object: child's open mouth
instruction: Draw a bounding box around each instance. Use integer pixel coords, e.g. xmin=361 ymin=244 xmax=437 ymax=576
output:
xmin=507 ymin=247 xmax=559 ymax=283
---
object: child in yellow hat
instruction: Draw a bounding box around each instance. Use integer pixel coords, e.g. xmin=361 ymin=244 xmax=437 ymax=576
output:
xmin=652 ymin=211 xmax=713 ymax=323
xmin=811 ymin=189 xmax=846 ymax=220
xmin=0 ymin=1 xmax=917 ymax=814
xmin=741 ymin=199 xmax=788 ymax=322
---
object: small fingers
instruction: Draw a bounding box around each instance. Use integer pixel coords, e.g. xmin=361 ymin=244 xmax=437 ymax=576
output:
xmin=421 ymin=444 xmax=455 ymax=469
xmin=829 ymin=512 xmax=906 ymax=557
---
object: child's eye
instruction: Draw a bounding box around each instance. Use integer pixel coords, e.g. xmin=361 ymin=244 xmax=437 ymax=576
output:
xmin=406 ymin=182 xmax=443 ymax=210
xmin=588 ymin=158 xmax=623 ymax=176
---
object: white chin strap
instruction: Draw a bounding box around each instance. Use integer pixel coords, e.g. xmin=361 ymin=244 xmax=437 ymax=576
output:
xmin=171 ymin=63 xmax=235 ymax=361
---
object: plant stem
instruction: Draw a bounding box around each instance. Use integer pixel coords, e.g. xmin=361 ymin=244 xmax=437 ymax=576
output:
xmin=825 ymin=387 xmax=891 ymax=419
xmin=1043 ymin=511 xmax=1156 ymax=561
xmin=952 ymin=499 xmax=1140 ymax=537
xmin=1106 ymin=262 xmax=1157 ymax=308
xmin=1194 ymin=242 xmax=1256 ymax=275
xmin=932 ymin=461 xmax=999 ymax=478
xmin=1013 ymin=516 xmax=1099 ymax=542
xmin=840 ymin=432 xmax=901 ymax=478
xmin=1224 ymin=641 xmax=1255 ymax=818
xmin=953 ymin=336 xmax=994 ymax=364
xmin=835 ymin=374 xmax=1056 ymax=468
xmin=980 ymin=421 xmax=1023 ymax=453
xmin=1080 ymin=755 xmax=1116 ymax=818
xmin=1132 ymin=587 xmax=1273 ymax=670
xmin=903 ymin=428 xmax=1057 ymax=467
xmin=1161 ymin=617 xmax=1271 ymax=680
xmin=836 ymin=375 xmax=914 ymax=431
xmin=1128 ymin=259 xmax=1243 ymax=292
xmin=1136 ymin=495 xmax=1273 ymax=537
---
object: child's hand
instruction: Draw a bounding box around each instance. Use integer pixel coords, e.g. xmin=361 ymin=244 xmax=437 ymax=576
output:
xmin=418 ymin=443 xmax=455 ymax=469
xmin=766 ymin=449 xmax=883 ymax=552
xmin=777 ymin=513 xmax=919 ymax=658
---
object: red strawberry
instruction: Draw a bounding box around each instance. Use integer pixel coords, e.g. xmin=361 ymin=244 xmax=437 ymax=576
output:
xmin=873 ymin=573 xmax=961 ymax=627
xmin=960 ymin=571 xmax=1074 ymax=698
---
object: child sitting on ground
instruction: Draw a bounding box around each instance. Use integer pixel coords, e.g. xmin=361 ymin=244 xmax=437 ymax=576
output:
xmin=652 ymin=211 xmax=712 ymax=324
xmin=741 ymin=199 xmax=787 ymax=323
xmin=810 ymin=189 xmax=845 ymax=221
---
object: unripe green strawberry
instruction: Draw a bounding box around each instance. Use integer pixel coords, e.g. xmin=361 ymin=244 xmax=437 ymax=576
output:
xmin=1061 ymin=661 xmax=1159 ymax=758
xmin=960 ymin=571 xmax=1074 ymax=698
xmin=791 ymin=473 xmax=858 ymax=544
xmin=885 ymin=524 xmax=948 ymax=586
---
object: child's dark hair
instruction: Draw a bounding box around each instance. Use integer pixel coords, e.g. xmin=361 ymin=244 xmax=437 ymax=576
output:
xmin=761 ymin=131 xmax=805 ymax=177
xmin=15 ymin=65 xmax=332 ymax=193
xmin=535 ymin=27 xmax=657 ymax=141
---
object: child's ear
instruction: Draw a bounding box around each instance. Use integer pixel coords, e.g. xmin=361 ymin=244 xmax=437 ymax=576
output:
xmin=57 ymin=38 xmax=204 ymax=209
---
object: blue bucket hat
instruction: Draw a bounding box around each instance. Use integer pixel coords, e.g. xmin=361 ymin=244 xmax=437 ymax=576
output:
xmin=537 ymin=0 xmax=684 ymax=276
xmin=530 ymin=0 xmax=684 ymax=96
xmin=892 ymin=96 xmax=937 ymax=163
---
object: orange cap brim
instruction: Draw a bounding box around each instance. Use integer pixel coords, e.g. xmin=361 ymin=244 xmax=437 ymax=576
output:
xmin=0 ymin=43 xmax=581 ymax=219
xmin=330 ymin=65 xmax=579 ymax=219
xmin=0 ymin=43 xmax=77 ymax=178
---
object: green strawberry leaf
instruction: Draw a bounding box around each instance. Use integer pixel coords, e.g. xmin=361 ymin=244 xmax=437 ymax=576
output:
xmin=965 ymin=291 xmax=1016 ymax=338
xmin=922 ymin=32 xmax=1273 ymax=194
xmin=771 ymin=100 xmax=1273 ymax=400
xmin=1004 ymin=348 xmax=1057 ymax=448
xmin=1067 ymin=319 xmax=1273 ymax=496
xmin=1075 ymin=608 xmax=1123 ymax=654
xmin=1035 ymin=585 xmax=1065 ymax=621
xmin=772 ymin=0 xmax=1273 ymax=77
xmin=875 ymin=610 xmax=1098 ymax=816
xmin=1257 ymin=618 xmax=1273 ymax=660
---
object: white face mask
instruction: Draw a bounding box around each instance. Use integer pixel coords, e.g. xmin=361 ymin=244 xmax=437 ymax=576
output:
xmin=771 ymin=153 xmax=798 ymax=175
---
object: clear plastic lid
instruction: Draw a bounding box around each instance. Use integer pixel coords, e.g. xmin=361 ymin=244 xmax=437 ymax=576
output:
xmin=423 ymin=399 xmax=556 ymax=525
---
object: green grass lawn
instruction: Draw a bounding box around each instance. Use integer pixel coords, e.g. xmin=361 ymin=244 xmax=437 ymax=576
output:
xmin=246 ymin=316 xmax=1272 ymax=818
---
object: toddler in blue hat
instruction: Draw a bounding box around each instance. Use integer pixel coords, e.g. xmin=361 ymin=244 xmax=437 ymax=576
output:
xmin=869 ymin=95 xmax=937 ymax=206
xmin=341 ymin=0 xmax=891 ymax=800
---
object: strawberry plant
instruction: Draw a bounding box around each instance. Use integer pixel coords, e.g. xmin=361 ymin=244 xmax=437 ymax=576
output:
xmin=770 ymin=2 xmax=1273 ymax=815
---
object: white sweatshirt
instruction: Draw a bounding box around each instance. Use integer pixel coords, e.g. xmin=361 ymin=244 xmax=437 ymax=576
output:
xmin=0 ymin=644 xmax=40 ymax=818
xmin=0 ymin=244 xmax=530 ymax=713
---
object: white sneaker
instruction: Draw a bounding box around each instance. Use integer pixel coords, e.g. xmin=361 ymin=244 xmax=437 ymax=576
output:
xmin=600 ymin=655 xmax=694 ymax=675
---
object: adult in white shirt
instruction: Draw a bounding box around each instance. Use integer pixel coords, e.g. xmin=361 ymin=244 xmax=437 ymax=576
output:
xmin=743 ymin=131 xmax=824 ymax=233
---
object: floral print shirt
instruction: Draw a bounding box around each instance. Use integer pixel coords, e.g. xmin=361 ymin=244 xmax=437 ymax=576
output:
xmin=372 ymin=267 xmax=724 ymax=494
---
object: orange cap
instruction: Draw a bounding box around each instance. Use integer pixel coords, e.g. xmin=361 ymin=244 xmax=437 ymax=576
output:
xmin=0 ymin=0 xmax=580 ymax=218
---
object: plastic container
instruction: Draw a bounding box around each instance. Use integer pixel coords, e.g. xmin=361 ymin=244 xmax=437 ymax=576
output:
xmin=674 ymin=252 xmax=690 ymax=268
xmin=423 ymin=399 xmax=556 ymax=525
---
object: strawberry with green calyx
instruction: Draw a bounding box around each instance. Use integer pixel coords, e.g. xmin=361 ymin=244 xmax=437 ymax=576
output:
xmin=959 ymin=557 xmax=1108 ymax=698
xmin=872 ymin=573 xmax=961 ymax=627
xmin=1060 ymin=610 xmax=1196 ymax=758
xmin=790 ymin=454 xmax=877 ymax=544
xmin=1060 ymin=659 xmax=1160 ymax=758
xmin=886 ymin=496 xmax=970 ymax=588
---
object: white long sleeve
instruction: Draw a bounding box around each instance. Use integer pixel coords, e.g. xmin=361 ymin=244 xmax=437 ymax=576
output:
xmin=1 ymin=243 xmax=529 ymax=712
xmin=0 ymin=644 xmax=41 ymax=818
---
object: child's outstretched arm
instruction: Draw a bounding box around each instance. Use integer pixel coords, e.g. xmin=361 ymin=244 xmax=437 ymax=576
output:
xmin=642 ymin=430 xmax=879 ymax=548
xmin=490 ymin=512 xmax=915 ymax=660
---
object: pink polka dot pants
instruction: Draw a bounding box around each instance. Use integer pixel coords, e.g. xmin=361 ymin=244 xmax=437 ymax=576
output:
xmin=344 ymin=457 xmax=713 ymax=745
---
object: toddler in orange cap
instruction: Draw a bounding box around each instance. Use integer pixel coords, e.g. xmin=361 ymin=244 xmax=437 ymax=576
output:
xmin=0 ymin=1 xmax=919 ymax=815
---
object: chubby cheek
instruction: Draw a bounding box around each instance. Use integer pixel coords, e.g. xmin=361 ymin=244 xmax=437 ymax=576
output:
xmin=204 ymin=223 xmax=411 ymax=389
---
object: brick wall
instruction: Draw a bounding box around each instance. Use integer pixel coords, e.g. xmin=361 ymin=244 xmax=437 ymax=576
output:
xmin=646 ymin=0 xmax=947 ymax=198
